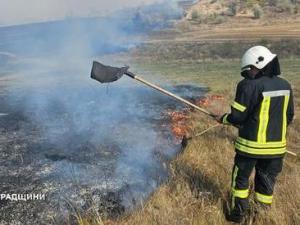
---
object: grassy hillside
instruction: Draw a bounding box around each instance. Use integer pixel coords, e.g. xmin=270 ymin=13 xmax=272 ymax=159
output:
xmin=186 ymin=0 xmax=300 ymax=22
xmin=143 ymin=0 xmax=300 ymax=44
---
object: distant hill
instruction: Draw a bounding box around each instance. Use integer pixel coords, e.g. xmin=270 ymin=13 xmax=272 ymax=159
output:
xmin=185 ymin=0 xmax=300 ymax=23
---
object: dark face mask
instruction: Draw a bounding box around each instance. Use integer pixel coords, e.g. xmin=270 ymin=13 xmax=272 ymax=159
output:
xmin=241 ymin=56 xmax=281 ymax=79
xmin=241 ymin=67 xmax=258 ymax=79
xmin=241 ymin=70 xmax=253 ymax=79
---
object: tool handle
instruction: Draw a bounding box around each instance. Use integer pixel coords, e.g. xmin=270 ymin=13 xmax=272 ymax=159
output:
xmin=125 ymin=72 xmax=217 ymax=119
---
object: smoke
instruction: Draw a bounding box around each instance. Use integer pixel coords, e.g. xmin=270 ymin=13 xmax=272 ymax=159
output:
xmin=0 ymin=1 xmax=182 ymax=57
xmin=0 ymin=0 xmax=184 ymax=26
xmin=0 ymin=1 xmax=186 ymax=222
xmin=3 ymin=59 xmax=181 ymax=214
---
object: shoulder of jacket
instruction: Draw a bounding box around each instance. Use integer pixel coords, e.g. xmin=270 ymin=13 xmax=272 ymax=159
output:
xmin=237 ymin=78 xmax=258 ymax=90
xmin=277 ymin=76 xmax=292 ymax=88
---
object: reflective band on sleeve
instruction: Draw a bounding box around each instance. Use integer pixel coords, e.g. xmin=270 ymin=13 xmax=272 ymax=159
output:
xmin=232 ymin=189 xmax=249 ymax=199
xmin=282 ymin=95 xmax=290 ymax=142
xmin=255 ymin=192 xmax=273 ymax=204
xmin=231 ymin=101 xmax=247 ymax=112
xmin=262 ymin=90 xmax=290 ymax=97
xmin=257 ymin=96 xmax=271 ymax=143
xmin=236 ymin=137 xmax=286 ymax=148
xmin=235 ymin=142 xmax=286 ymax=155
xmin=222 ymin=114 xmax=231 ymax=125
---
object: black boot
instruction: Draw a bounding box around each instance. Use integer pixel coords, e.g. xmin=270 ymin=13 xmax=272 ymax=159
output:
xmin=226 ymin=208 xmax=246 ymax=224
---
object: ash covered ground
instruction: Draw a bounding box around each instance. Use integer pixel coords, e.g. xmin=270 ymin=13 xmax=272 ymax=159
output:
xmin=0 ymin=57 xmax=206 ymax=224
xmin=0 ymin=8 xmax=207 ymax=224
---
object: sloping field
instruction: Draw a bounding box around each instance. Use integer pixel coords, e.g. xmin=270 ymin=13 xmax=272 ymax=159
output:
xmin=147 ymin=19 xmax=300 ymax=43
xmin=177 ymin=22 xmax=300 ymax=42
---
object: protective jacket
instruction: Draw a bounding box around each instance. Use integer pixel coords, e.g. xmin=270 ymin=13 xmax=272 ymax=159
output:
xmin=222 ymin=74 xmax=294 ymax=158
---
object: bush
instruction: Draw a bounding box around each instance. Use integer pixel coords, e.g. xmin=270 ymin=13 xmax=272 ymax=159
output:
xmin=294 ymin=4 xmax=300 ymax=13
xmin=191 ymin=10 xmax=199 ymax=20
xmin=227 ymin=1 xmax=237 ymax=16
xmin=253 ymin=4 xmax=264 ymax=18
xmin=245 ymin=0 xmax=257 ymax=7
xmin=277 ymin=0 xmax=294 ymax=13
xmin=268 ymin=0 xmax=278 ymax=6
xmin=214 ymin=15 xmax=227 ymax=24
xmin=176 ymin=21 xmax=191 ymax=32
xmin=190 ymin=10 xmax=206 ymax=23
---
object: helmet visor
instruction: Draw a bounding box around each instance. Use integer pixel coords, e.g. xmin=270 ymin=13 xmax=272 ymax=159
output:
xmin=241 ymin=66 xmax=252 ymax=72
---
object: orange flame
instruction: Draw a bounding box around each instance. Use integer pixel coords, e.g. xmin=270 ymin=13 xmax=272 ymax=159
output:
xmin=166 ymin=94 xmax=224 ymax=143
xmin=166 ymin=111 xmax=191 ymax=142
xmin=196 ymin=95 xmax=224 ymax=107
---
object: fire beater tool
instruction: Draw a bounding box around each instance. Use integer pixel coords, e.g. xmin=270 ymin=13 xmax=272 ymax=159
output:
xmin=90 ymin=62 xmax=298 ymax=158
xmin=90 ymin=61 xmax=218 ymax=120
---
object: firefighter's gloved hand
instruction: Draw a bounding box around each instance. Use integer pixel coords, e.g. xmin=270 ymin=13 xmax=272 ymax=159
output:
xmin=215 ymin=114 xmax=225 ymax=124
xmin=218 ymin=113 xmax=231 ymax=125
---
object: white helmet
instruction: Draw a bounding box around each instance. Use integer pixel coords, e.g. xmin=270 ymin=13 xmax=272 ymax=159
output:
xmin=241 ymin=46 xmax=277 ymax=72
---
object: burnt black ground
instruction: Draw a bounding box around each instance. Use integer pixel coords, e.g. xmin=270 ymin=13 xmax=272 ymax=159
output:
xmin=0 ymin=16 xmax=206 ymax=224
xmin=0 ymin=56 xmax=207 ymax=224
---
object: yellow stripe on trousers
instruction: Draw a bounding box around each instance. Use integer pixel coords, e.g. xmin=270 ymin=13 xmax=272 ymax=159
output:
xmin=255 ymin=192 xmax=273 ymax=204
xmin=231 ymin=165 xmax=238 ymax=209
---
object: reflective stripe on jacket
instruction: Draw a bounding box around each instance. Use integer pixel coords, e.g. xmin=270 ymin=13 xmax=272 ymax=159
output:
xmin=223 ymin=76 xmax=294 ymax=158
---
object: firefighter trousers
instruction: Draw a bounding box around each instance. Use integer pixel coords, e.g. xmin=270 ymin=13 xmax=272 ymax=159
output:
xmin=230 ymin=153 xmax=283 ymax=216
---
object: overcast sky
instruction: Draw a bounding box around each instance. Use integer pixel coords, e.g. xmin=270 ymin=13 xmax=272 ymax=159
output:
xmin=0 ymin=0 xmax=166 ymax=26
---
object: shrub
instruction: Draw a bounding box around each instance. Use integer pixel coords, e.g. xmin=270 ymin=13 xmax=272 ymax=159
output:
xmin=278 ymin=0 xmax=295 ymax=13
xmin=191 ymin=10 xmax=206 ymax=23
xmin=253 ymin=4 xmax=264 ymax=18
xmin=191 ymin=10 xmax=199 ymax=20
xmin=214 ymin=15 xmax=227 ymax=24
xmin=227 ymin=1 xmax=237 ymax=16
xmin=294 ymin=4 xmax=300 ymax=13
xmin=268 ymin=0 xmax=278 ymax=6
xmin=246 ymin=0 xmax=256 ymax=7
xmin=176 ymin=21 xmax=192 ymax=32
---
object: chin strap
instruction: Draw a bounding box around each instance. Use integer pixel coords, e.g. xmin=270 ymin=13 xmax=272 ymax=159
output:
xmin=241 ymin=71 xmax=256 ymax=80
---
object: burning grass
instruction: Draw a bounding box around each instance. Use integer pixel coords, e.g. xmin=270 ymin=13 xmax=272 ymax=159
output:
xmin=167 ymin=110 xmax=191 ymax=141
xmin=166 ymin=94 xmax=225 ymax=142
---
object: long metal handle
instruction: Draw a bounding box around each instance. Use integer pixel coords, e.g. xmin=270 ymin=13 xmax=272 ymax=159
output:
xmin=124 ymin=72 xmax=298 ymax=157
xmin=125 ymin=72 xmax=217 ymax=119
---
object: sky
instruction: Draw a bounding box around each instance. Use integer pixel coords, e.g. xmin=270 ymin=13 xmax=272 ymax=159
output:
xmin=0 ymin=0 xmax=166 ymax=26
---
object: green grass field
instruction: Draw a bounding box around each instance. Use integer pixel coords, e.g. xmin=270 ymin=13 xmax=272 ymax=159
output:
xmin=133 ymin=58 xmax=300 ymax=93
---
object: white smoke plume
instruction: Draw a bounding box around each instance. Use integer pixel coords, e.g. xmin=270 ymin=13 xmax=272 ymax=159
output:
xmin=0 ymin=0 xmax=189 ymax=223
xmin=0 ymin=0 xmax=176 ymax=26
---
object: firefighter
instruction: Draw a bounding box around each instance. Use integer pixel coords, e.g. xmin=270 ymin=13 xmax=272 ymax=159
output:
xmin=217 ymin=46 xmax=294 ymax=223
